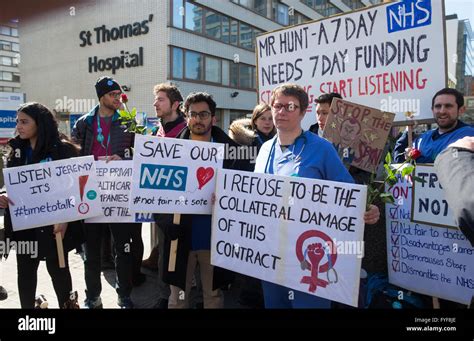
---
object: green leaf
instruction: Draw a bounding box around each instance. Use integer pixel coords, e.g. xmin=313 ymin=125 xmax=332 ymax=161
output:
xmin=385 ymin=151 xmax=392 ymax=165
xmin=136 ymin=125 xmax=146 ymax=135
xmin=384 ymin=164 xmax=394 ymax=178
xmin=119 ymin=110 xmax=132 ymax=120
xmin=386 ymin=176 xmax=398 ymax=187
xmin=370 ymin=187 xmax=380 ymax=197
xmin=412 ymin=175 xmax=427 ymax=184
xmin=401 ymin=164 xmax=415 ymax=177
xmin=380 ymin=193 xmax=395 ymax=204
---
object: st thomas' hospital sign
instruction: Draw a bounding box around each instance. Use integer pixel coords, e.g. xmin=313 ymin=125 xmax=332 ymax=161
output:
xmin=78 ymin=14 xmax=153 ymax=74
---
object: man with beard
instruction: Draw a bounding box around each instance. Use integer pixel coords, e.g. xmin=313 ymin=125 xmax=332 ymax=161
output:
xmin=72 ymin=77 xmax=137 ymax=309
xmin=151 ymin=83 xmax=187 ymax=138
xmin=154 ymin=92 xmax=249 ymax=308
xmin=142 ymin=83 xmax=187 ymax=309
xmin=394 ymin=88 xmax=474 ymax=163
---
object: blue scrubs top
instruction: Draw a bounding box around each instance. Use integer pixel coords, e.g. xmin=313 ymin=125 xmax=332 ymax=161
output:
xmin=255 ymin=130 xmax=354 ymax=184
xmin=254 ymin=130 xmax=355 ymax=308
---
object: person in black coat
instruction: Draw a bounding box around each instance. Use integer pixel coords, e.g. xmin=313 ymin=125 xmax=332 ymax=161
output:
xmin=229 ymin=103 xmax=276 ymax=159
xmin=0 ymin=102 xmax=82 ymax=308
xmin=0 ymin=156 xmax=7 ymax=301
xmin=154 ymin=92 xmax=251 ymax=308
xmin=71 ymin=77 xmax=138 ymax=309
xmin=309 ymin=92 xmax=342 ymax=137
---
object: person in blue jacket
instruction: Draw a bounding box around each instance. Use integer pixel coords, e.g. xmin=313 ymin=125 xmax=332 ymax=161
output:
xmin=393 ymin=88 xmax=474 ymax=163
xmin=254 ymin=83 xmax=380 ymax=308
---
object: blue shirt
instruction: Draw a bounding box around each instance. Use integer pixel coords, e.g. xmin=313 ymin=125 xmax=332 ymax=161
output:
xmin=255 ymin=130 xmax=354 ymax=184
xmin=191 ymin=214 xmax=212 ymax=251
xmin=413 ymin=123 xmax=474 ymax=163
xmin=254 ymin=130 xmax=354 ymax=309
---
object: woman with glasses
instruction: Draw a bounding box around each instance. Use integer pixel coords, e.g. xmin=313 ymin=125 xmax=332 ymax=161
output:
xmin=254 ymin=83 xmax=380 ymax=308
xmin=0 ymin=102 xmax=82 ymax=308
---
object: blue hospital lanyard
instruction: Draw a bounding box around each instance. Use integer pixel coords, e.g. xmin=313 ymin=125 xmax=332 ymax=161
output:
xmin=265 ymin=131 xmax=306 ymax=175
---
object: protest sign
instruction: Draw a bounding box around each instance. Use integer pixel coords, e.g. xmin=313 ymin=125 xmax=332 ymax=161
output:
xmin=323 ymin=98 xmax=394 ymax=172
xmin=85 ymin=160 xmax=153 ymax=223
xmin=130 ymin=134 xmax=224 ymax=214
xmin=211 ymin=169 xmax=367 ymax=307
xmin=145 ymin=117 xmax=161 ymax=135
xmin=386 ymin=167 xmax=474 ymax=304
xmin=411 ymin=164 xmax=457 ymax=228
xmin=3 ymin=156 xmax=101 ymax=231
xmin=256 ymin=0 xmax=446 ymax=126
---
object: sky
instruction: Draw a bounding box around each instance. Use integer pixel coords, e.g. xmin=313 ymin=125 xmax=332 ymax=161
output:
xmin=445 ymin=0 xmax=474 ymax=27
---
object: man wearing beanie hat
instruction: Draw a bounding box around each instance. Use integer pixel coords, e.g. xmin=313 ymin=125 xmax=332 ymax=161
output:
xmin=95 ymin=76 xmax=122 ymax=100
xmin=72 ymin=76 xmax=139 ymax=309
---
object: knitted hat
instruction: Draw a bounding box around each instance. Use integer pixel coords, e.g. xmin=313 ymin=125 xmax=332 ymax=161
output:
xmin=95 ymin=76 xmax=122 ymax=99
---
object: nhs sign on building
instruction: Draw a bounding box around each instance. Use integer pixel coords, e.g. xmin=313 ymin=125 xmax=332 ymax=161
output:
xmin=0 ymin=92 xmax=24 ymax=143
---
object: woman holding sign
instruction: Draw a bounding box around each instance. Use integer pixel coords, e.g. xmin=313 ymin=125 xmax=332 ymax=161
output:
xmin=254 ymin=84 xmax=380 ymax=308
xmin=0 ymin=102 xmax=82 ymax=309
xmin=228 ymin=103 xmax=276 ymax=308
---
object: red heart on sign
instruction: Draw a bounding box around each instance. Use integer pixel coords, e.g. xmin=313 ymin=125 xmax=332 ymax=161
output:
xmin=196 ymin=167 xmax=214 ymax=190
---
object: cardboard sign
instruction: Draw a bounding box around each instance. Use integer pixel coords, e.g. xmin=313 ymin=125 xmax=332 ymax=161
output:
xmin=130 ymin=134 xmax=224 ymax=214
xmin=211 ymin=169 xmax=367 ymax=307
xmin=3 ymin=156 xmax=101 ymax=230
xmin=411 ymin=164 xmax=457 ymax=228
xmin=386 ymin=166 xmax=474 ymax=305
xmin=256 ymin=0 xmax=446 ymax=126
xmin=85 ymin=160 xmax=153 ymax=223
xmin=323 ymin=98 xmax=395 ymax=172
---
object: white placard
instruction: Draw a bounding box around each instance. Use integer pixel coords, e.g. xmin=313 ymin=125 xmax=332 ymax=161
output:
xmin=211 ymin=169 xmax=367 ymax=307
xmin=386 ymin=168 xmax=474 ymax=304
xmin=256 ymin=0 xmax=446 ymax=125
xmin=130 ymin=134 xmax=224 ymax=214
xmin=85 ymin=160 xmax=153 ymax=223
xmin=3 ymin=156 xmax=101 ymax=230
xmin=411 ymin=164 xmax=457 ymax=228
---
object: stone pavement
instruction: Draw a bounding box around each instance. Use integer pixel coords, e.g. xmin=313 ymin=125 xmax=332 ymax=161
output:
xmin=0 ymin=223 xmax=159 ymax=309
xmin=0 ymin=221 xmax=243 ymax=309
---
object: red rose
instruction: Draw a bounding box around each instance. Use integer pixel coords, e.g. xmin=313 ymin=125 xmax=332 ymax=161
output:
xmin=408 ymin=148 xmax=421 ymax=160
xmin=120 ymin=93 xmax=128 ymax=103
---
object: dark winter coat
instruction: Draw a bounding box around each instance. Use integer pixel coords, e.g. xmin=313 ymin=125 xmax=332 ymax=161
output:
xmin=2 ymin=138 xmax=85 ymax=259
xmin=154 ymin=126 xmax=251 ymax=291
xmin=71 ymin=105 xmax=134 ymax=159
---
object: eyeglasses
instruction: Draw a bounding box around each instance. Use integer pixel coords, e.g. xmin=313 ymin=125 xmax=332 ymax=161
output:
xmin=188 ymin=111 xmax=212 ymax=120
xmin=108 ymin=92 xmax=122 ymax=99
xmin=272 ymin=103 xmax=300 ymax=113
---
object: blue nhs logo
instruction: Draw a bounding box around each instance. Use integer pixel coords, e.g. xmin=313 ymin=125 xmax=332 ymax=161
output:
xmin=140 ymin=164 xmax=187 ymax=191
xmin=386 ymin=0 xmax=431 ymax=33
